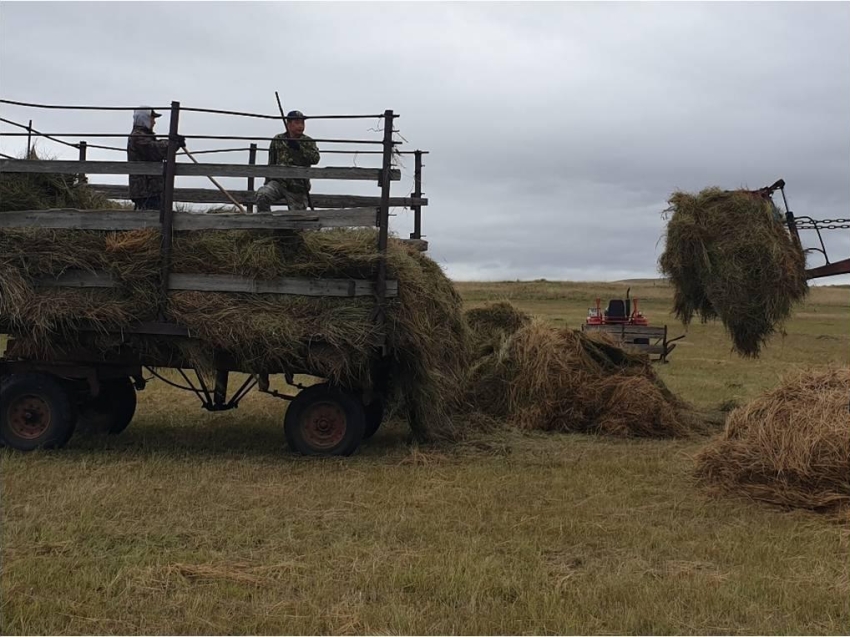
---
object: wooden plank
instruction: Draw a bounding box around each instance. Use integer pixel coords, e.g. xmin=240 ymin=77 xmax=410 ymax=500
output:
xmin=86 ymin=185 xmax=429 ymax=208
xmin=175 ymin=164 xmax=401 ymax=181
xmin=34 ymin=270 xmax=398 ymax=298
xmin=0 ymin=159 xmax=162 ymax=176
xmin=581 ymin=324 xmax=667 ymax=338
xmin=1 ymin=209 xmax=161 ymax=230
xmin=173 ymin=209 xmax=377 ymax=230
xmin=169 ymin=273 xmax=398 ymax=297
xmin=0 ymin=159 xmax=400 ymax=181
xmin=1 ymin=208 xmax=378 ymax=230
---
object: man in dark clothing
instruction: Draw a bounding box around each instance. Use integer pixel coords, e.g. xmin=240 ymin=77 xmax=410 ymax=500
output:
xmin=255 ymin=110 xmax=321 ymax=212
xmin=127 ymin=107 xmax=184 ymax=210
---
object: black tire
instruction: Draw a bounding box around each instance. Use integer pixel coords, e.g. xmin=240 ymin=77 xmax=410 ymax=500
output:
xmin=284 ymin=383 xmax=365 ymax=456
xmin=78 ymin=378 xmax=137 ymax=435
xmin=362 ymin=396 xmax=385 ymax=440
xmin=0 ymin=373 xmax=77 ymax=451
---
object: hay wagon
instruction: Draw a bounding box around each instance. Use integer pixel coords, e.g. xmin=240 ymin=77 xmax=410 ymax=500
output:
xmin=0 ymin=99 xmax=430 ymax=456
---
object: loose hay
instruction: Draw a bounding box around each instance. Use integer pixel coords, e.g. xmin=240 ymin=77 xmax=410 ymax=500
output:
xmin=658 ymin=187 xmax=808 ymax=357
xmin=464 ymin=316 xmax=699 ymax=438
xmin=694 ymin=367 xmax=850 ymax=512
xmin=0 ymin=169 xmax=471 ymax=440
xmin=0 ymin=148 xmax=119 ymax=213
xmin=464 ymin=301 xmax=531 ymax=357
xmin=1 ymin=167 xmax=700 ymax=443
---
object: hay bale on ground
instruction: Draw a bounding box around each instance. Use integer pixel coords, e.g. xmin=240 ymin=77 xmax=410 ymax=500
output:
xmin=465 ymin=301 xmax=531 ymax=357
xmin=463 ymin=315 xmax=700 ymax=438
xmin=694 ymin=367 xmax=850 ymax=512
xmin=658 ymin=187 xmax=808 ymax=357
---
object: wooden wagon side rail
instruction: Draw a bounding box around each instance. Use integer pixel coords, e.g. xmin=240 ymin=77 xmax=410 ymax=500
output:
xmin=0 ymin=208 xmax=379 ymax=230
xmin=32 ymin=270 xmax=399 ymax=298
xmin=0 ymin=102 xmax=416 ymax=346
xmin=84 ymin=185 xmax=428 ymax=209
xmin=0 ymin=159 xmax=401 ymax=182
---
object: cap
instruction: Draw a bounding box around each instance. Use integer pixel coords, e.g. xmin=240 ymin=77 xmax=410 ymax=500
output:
xmin=286 ymin=110 xmax=305 ymax=120
xmin=134 ymin=106 xmax=162 ymax=119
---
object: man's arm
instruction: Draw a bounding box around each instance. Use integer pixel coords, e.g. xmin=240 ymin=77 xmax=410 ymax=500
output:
xmin=300 ymin=138 xmax=320 ymax=165
xmin=130 ymin=132 xmax=168 ymax=162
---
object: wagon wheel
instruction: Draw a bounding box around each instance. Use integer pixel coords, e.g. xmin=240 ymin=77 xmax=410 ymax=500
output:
xmin=78 ymin=378 xmax=137 ymax=435
xmin=0 ymin=373 xmax=77 ymax=451
xmin=362 ymin=396 xmax=385 ymax=440
xmin=284 ymin=383 xmax=365 ymax=456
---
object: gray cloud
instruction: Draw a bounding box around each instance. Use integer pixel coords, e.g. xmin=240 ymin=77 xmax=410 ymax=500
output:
xmin=2 ymin=1 xmax=848 ymax=283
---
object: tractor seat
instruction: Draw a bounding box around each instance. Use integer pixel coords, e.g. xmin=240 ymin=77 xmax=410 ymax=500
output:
xmin=606 ymin=299 xmax=626 ymax=319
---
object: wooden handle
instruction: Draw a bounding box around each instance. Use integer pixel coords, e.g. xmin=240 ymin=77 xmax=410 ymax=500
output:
xmin=181 ymin=147 xmax=248 ymax=215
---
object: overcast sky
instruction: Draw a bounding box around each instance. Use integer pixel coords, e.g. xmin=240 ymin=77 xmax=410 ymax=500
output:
xmin=1 ymin=1 xmax=848 ymax=283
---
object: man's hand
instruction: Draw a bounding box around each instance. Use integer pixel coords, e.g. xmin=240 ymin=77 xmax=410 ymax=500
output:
xmin=175 ymin=134 xmax=187 ymax=148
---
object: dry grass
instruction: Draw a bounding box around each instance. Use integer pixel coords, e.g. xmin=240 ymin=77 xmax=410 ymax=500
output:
xmin=0 ymin=223 xmax=470 ymax=441
xmin=658 ymin=187 xmax=808 ymax=358
xmin=2 ymin=280 xmax=849 ymax=634
xmin=695 ymin=366 xmax=850 ymax=512
xmin=463 ymin=311 xmax=700 ymax=438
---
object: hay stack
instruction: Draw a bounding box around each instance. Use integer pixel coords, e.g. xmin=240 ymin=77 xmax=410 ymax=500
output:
xmin=0 ymin=171 xmax=471 ymax=440
xmin=464 ymin=301 xmax=531 ymax=358
xmin=658 ymin=187 xmax=808 ymax=357
xmin=0 ymin=148 xmax=118 ymax=213
xmin=463 ymin=308 xmax=699 ymax=438
xmin=694 ymin=367 xmax=850 ymax=512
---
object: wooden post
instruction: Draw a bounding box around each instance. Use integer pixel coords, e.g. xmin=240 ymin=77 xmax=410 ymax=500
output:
xmin=26 ymin=119 xmax=33 ymax=157
xmin=410 ymin=149 xmax=423 ymax=239
xmin=214 ymin=369 xmax=229 ymax=407
xmin=78 ymin=141 xmax=88 ymax=183
xmin=374 ymin=109 xmax=395 ymax=335
xmin=159 ymin=101 xmax=181 ymax=319
xmin=247 ymin=143 xmax=257 ymax=214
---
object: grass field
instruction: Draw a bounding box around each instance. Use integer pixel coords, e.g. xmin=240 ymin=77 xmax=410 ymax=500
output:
xmin=2 ymin=280 xmax=848 ymax=635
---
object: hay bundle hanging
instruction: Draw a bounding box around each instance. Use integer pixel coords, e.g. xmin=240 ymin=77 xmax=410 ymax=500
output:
xmin=658 ymin=187 xmax=808 ymax=357
xmin=463 ymin=310 xmax=699 ymax=438
xmin=0 ymin=171 xmax=471 ymax=441
xmin=694 ymin=367 xmax=850 ymax=512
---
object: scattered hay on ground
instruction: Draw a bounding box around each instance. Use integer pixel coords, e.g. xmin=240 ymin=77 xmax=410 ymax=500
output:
xmin=694 ymin=367 xmax=850 ymax=512
xmin=658 ymin=186 xmax=808 ymax=357
xmin=463 ymin=314 xmax=700 ymax=438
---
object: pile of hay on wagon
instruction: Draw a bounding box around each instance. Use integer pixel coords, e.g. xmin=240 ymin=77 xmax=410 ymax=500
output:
xmin=694 ymin=367 xmax=850 ymax=513
xmin=0 ymin=167 xmax=471 ymax=441
xmin=461 ymin=302 xmax=702 ymax=438
xmin=658 ymin=186 xmax=808 ymax=357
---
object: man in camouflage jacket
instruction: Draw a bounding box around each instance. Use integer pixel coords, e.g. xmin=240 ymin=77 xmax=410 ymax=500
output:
xmin=126 ymin=107 xmax=185 ymax=210
xmin=255 ymin=110 xmax=321 ymax=212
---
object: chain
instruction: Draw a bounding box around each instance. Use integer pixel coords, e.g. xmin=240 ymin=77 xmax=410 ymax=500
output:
xmin=795 ymin=218 xmax=850 ymax=231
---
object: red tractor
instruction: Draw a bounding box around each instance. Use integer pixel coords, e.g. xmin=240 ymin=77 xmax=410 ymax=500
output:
xmin=585 ymin=287 xmax=648 ymax=327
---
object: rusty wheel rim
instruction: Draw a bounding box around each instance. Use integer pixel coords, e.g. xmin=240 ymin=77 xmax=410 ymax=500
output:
xmin=300 ymin=401 xmax=347 ymax=450
xmin=7 ymin=394 xmax=52 ymax=440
